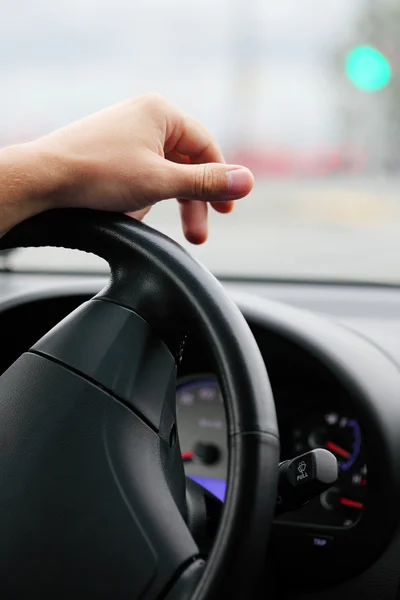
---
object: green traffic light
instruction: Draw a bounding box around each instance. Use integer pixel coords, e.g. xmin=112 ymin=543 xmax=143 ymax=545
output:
xmin=345 ymin=45 xmax=391 ymax=91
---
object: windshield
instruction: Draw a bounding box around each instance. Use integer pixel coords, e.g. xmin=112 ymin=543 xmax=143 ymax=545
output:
xmin=3 ymin=0 xmax=400 ymax=282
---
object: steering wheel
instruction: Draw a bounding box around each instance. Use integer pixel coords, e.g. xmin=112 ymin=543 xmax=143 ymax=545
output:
xmin=0 ymin=209 xmax=279 ymax=598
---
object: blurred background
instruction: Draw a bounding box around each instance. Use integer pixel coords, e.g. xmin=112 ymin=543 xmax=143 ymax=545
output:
xmin=2 ymin=0 xmax=400 ymax=282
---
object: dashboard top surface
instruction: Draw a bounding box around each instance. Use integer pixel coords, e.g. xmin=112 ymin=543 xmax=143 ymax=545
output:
xmin=1 ymin=272 xmax=400 ymax=316
xmin=1 ymin=272 xmax=400 ymax=363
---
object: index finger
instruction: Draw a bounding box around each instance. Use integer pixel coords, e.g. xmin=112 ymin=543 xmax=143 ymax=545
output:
xmin=164 ymin=111 xmax=225 ymax=165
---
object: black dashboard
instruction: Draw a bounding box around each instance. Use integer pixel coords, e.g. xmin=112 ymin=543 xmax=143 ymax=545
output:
xmin=177 ymin=331 xmax=367 ymax=530
xmin=2 ymin=273 xmax=400 ymax=599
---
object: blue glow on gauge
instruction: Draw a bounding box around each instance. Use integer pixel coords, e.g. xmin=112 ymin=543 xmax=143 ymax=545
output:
xmin=188 ymin=475 xmax=226 ymax=501
xmin=340 ymin=419 xmax=361 ymax=471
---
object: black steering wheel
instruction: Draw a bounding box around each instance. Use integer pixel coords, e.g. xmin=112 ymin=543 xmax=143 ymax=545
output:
xmin=0 ymin=209 xmax=279 ymax=599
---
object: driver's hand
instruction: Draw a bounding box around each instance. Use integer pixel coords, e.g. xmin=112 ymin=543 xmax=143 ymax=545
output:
xmin=32 ymin=94 xmax=254 ymax=244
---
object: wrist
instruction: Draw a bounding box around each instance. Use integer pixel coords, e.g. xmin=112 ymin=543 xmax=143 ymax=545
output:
xmin=0 ymin=142 xmax=67 ymax=233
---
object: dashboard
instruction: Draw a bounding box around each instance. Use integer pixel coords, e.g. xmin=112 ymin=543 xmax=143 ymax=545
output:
xmin=177 ymin=375 xmax=367 ymax=529
xmin=1 ymin=273 xmax=400 ymax=599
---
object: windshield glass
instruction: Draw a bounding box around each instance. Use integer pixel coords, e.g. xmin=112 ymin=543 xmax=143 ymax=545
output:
xmin=3 ymin=0 xmax=400 ymax=282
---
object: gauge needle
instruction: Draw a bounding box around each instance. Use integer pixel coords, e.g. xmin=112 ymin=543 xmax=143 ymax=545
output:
xmin=325 ymin=441 xmax=351 ymax=459
xmin=182 ymin=450 xmax=194 ymax=462
xmin=339 ymin=497 xmax=364 ymax=509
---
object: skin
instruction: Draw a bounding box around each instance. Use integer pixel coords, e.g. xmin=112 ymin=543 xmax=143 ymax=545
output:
xmin=0 ymin=94 xmax=254 ymax=241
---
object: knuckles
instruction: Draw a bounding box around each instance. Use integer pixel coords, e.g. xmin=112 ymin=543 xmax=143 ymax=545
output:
xmin=194 ymin=164 xmax=225 ymax=197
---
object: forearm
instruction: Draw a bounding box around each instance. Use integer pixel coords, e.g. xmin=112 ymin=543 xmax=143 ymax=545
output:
xmin=0 ymin=143 xmax=60 ymax=234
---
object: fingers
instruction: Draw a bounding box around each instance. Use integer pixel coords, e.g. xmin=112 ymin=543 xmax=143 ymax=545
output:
xmin=210 ymin=200 xmax=235 ymax=214
xmin=126 ymin=200 xmax=209 ymax=245
xmin=178 ymin=200 xmax=208 ymax=244
xmin=165 ymin=137 xmax=236 ymax=241
xmin=161 ymin=160 xmax=254 ymax=201
xmin=164 ymin=112 xmax=225 ymax=165
xmin=164 ymin=112 xmax=253 ymax=201
xmin=147 ymin=104 xmax=252 ymax=243
xmin=166 ymin=141 xmax=236 ymax=214
xmin=177 ymin=199 xmax=233 ymax=243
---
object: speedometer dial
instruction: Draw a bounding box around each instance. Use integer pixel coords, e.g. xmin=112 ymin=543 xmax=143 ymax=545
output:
xmin=303 ymin=415 xmax=361 ymax=471
xmin=280 ymin=410 xmax=368 ymax=527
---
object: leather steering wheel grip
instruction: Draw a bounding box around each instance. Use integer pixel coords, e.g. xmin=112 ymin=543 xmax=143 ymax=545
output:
xmin=0 ymin=208 xmax=279 ymax=599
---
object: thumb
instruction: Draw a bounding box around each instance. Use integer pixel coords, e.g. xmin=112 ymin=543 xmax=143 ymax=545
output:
xmin=164 ymin=162 xmax=254 ymax=201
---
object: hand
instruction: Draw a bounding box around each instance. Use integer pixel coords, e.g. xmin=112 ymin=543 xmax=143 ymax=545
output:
xmin=30 ymin=93 xmax=254 ymax=244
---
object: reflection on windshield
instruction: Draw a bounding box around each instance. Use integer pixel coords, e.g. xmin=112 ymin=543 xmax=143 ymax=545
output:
xmin=3 ymin=0 xmax=400 ymax=282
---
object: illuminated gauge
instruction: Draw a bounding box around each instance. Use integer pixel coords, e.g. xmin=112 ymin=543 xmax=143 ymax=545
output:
xmin=176 ymin=375 xmax=227 ymax=501
xmin=306 ymin=415 xmax=361 ymax=471
xmin=281 ymin=411 xmax=368 ymax=527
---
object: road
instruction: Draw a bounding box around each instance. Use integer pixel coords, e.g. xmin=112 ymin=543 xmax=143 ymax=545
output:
xmin=7 ymin=175 xmax=400 ymax=283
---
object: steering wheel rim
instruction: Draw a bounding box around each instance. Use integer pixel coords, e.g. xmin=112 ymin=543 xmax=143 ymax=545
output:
xmin=0 ymin=208 xmax=279 ymax=599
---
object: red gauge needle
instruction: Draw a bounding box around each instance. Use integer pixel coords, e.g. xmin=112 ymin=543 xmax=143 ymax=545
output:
xmin=339 ymin=497 xmax=364 ymax=510
xmin=182 ymin=450 xmax=194 ymax=462
xmin=325 ymin=441 xmax=351 ymax=459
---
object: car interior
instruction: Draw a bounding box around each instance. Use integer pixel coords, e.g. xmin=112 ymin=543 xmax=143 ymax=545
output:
xmin=2 ymin=0 xmax=400 ymax=598
xmin=0 ymin=211 xmax=400 ymax=598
